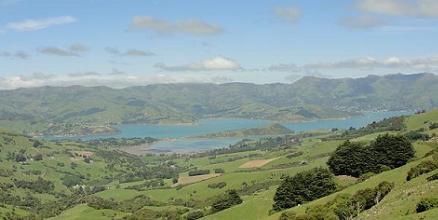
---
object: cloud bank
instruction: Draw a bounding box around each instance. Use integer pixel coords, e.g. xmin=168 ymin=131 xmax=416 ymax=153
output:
xmin=356 ymin=0 xmax=438 ymax=17
xmin=131 ymin=16 xmax=222 ymax=36
xmin=155 ymin=56 xmax=241 ymax=72
xmin=6 ymin=16 xmax=76 ymax=32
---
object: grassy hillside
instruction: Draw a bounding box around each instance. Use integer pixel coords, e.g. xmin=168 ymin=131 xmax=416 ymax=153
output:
xmin=1 ymin=73 xmax=437 ymax=135
xmin=1 ymin=108 xmax=438 ymax=219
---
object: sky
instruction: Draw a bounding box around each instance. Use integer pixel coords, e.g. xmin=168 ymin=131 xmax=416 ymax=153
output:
xmin=1 ymin=0 xmax=438 ymax=89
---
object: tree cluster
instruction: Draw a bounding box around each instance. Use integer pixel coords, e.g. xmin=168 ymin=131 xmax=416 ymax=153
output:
xmin=211 ymin=190 xmax=243 ymax=212
xmin=328 ymin=134 xmax=415 ymax=177
xmin=279 ymin=181 xmax=393 ymax=220
xmin=272 ymin=167 xmax=337 ymax=211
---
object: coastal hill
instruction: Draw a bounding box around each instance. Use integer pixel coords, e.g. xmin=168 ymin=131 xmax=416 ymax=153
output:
xmin=0 ymin=73 xmax=437 ymax=135
xmin=192 ymin=123 xmax=293 ymax=138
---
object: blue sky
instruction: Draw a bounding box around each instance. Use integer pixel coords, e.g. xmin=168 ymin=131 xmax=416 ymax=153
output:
xmin=1 ymin=0 xmax=438 ymax=89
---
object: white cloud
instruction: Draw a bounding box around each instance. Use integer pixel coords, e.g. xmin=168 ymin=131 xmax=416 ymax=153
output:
xmin=155 ymin=56 xmax=241 ymax=72
xmin=6 ymin=16 xmax=76 ymax=32
xmin=275 ymin=6 xmax=301 ymax=23
xmin=340 ymin=15 xmax=387 ymax=29
xmin=270 ymin=56 xmax=438 ymax=73
xmin=356 ymin=0 xmax=438 ymax=17
xmin=0 ymin=50 xmax=30 ymax=59
xmin=38 ymin=44 xmax=89 ymax=57
xmin=105 ymin=47 xmax=154 ymax=57
xmin=131 ymin=16 xmax=222 ymax=36
xmin=0 ymin=72 xmax=235 ymax=90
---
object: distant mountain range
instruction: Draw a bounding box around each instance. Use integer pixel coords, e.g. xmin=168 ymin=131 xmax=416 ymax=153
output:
xmin=0 ymin=73 xmax=437 ymax=135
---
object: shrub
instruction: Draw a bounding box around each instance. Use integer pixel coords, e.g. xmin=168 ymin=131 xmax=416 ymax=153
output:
xmin=430 ymin=123 xmax=438 ymax=130
xmin=407 ymin=160 xmax=438 ymax=181
xmin=186 ymin=210 xmax=204 ymax=220
xmin=416 ymin=198 xmax=438 ymax=213
xmin=33 ymin=153 xmax=43 ymax=161
xmin=427 ymin=173 xmax=438 ymax=181
xmin=214 ymin=168 xmax=225 ymax=173
xmin=357 ymin=172 xmax=375 ymax=182
xmin=278 ymin=211 xmax=298 ymax=220
xmin=61 ymin=175 xmax=83 ymax=187
xmin=405 ymin=131 xmax=430 ymax=141
xmin=32 ymin=140 xmax=43 ymax=148
xmin=272 ymin=167 xmax=337 ymax=211
xmin=188 ymin=169 xmax=210 ymax=176
xmin=351 ymin=181 xmax=394 ymax=211
xmin=14 ymin=177 xmax=54 ymax=193
xmin=15 ymin=153 xmax=27 ymax=162
xmin=208 ymin=182 xmax=227 ymax=189
xmin=211 ymin=190 xmax=242 ymax=212
xmin=86 ymin=196 xmax=118 ymax=210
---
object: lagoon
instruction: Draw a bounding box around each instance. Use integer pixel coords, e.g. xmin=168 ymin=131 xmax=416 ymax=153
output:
xmin=62 ymin=110 xmax=411 ymax=153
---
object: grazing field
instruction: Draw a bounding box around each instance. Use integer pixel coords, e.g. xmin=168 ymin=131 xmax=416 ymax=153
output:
xmin=1 ymin=109 xmax=438 ymax=219
xmin=174 ymin=173 xmax=222 ymax=186
xmin=238 ymin=157 xmax=280 ymax=168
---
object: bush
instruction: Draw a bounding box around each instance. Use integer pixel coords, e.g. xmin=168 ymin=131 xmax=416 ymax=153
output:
xmin=188 ymin=169 xmax=210 ymax=176
xmin=15 ymin=153 xmax=27 ymax=162
xmin=405 ymin=131 xmax=430 ymax=141
xmin=328 ymin=134 xmax=414 ymax=177
xmin=214 ymin=168 xmax=225 ymax=173
xmin=351 ymin=181 xmax=394 ymax=211
xmin=186 ymin=210 xmax=204 ymax=220
xmin=407 ymin=160 xmax=438 ymax=181
xmin=430 ymin=123 xmax=438 ymax=130
xmin=14 ymin=177 xmax=55 ymax=193
xmin=61 ymin=175 xmax=83 ymax=187
xmin=427 ymin=173 xmax=438 ymax=181
xmin=272 ymin=167 xmax=337 ymax=211
xmin=33 ymin=153 xmax=43 ymax=161
xmin=32 ymin=140 xmax=43 ymax=148
xmin=208 ymin=182 xmax=227 ymax=189
xmin=211 ymin=190 xmax=242 ymax=212
xmin=416 ymin=198 xmax=438 ymax=213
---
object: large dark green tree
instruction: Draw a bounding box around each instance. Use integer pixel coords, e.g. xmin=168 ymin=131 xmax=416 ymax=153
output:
xmin=327 ymin=141 xmax=376 ymax=177
xmin=211 ymin=190 xmax=243 ymax=212
xmin=327 ymin=134 xmax=415 ymax=177
xmin=372 ymin=134 xmax=414 ymax=169
xmin=272 ymin=167 xmax=337 ymax=211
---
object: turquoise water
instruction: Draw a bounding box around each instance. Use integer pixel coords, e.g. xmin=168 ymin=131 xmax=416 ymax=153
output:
xmin=58 ymin=110 xmax=411 ymax=152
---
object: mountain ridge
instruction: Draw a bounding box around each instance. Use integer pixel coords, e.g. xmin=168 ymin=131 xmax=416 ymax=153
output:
xmin=0 ymin=73 xmax=437 ymax=135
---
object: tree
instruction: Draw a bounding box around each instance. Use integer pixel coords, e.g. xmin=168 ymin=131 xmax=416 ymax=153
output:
xmin=327 ymin=141 xmax=376 ymax=177
xmin=327 ymin=134 xmax=415 ymax=177
xmin=372 ymin=134 xmax=414 ymax=169
xmin=272 ymin=167 xmax=337 ymax=211
xmin=211 ymin=190 xmax=243 ymax=212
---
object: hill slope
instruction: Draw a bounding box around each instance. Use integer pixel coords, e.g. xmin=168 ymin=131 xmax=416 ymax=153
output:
xmin=0 ymin=73 xmax=437 ymax=135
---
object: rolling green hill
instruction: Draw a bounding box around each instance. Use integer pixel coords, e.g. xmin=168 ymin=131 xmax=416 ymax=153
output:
xmin=1 ymin=108 xmax=437 ymax=219
xmin=0 ymin=73 xmax=437 ymax=135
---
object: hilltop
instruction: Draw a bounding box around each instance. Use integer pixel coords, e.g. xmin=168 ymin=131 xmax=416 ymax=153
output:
xmin=0 ymin=73 xmax=437 ymax=135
